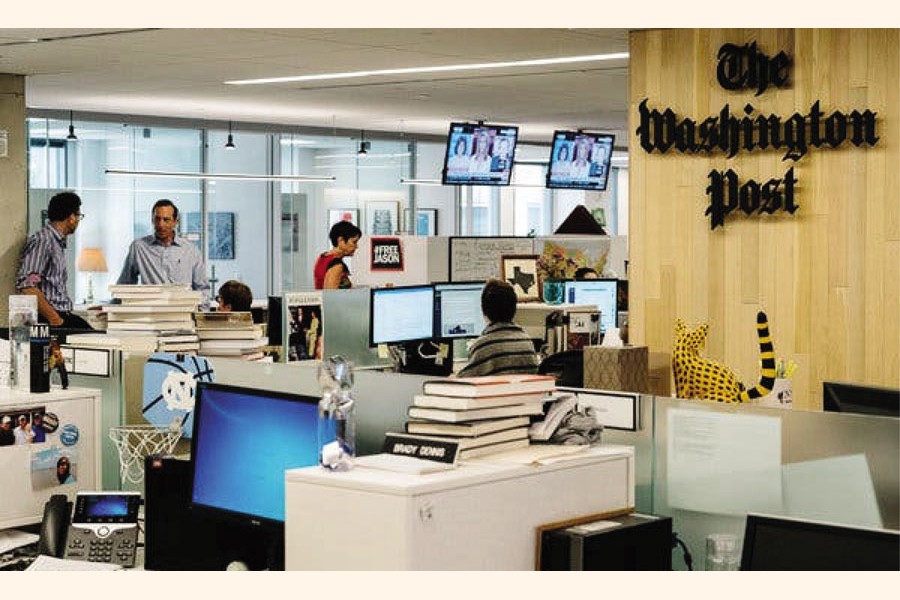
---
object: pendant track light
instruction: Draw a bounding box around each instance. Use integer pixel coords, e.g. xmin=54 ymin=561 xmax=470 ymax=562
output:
xmin=357 ymin=130 xmax=369 ymax=155
xmin=225 ymin=121 xmax=236 ymax=149
xmin=67 ymin=110 xmax=77 ymax=140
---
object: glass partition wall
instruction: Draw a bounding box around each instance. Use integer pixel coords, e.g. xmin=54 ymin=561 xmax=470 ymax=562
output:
xmin=27 ymin=113 xmax=626 ymax=301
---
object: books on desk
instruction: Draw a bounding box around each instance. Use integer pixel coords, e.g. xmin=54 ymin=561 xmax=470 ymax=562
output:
xmin=422 ymin=374 xmax=556 ymax=398
xmin=408 ymin=402 xmax=544 ymax=423
xmin=406 ymin=415 xmax=531 ymax=437
xmin=412 ymin=391 xmax=549 ymax=411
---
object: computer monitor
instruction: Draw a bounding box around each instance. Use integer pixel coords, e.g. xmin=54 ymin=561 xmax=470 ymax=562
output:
xmin=189 ymin=382 xmax=321 ymax=569
xmin=369 ymin=285 xmax=435 ymax=347
xmin=564 ymin=279 xmax=619 ymax=334
xmin=822 ymin=381 xmax=900 ymax=418
xmin=740 ymin=513 xmax=900 ymax=570
xmin=433 ymin=281 xmax=485 ymax=339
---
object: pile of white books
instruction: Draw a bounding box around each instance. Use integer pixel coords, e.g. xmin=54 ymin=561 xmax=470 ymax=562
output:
xmin=404 ymin=374 xmax=556 ymax=460
xmin=102 ymin=285 xmax=202 ymax=352
xmin=194 ymin=312 xmax=268 ymax=361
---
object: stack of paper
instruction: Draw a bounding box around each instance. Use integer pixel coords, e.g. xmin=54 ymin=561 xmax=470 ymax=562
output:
xmin=194 ymin=311 xmax=268 ymax=361
xmin=404 ymin=374 xmax=556 ymax=459
xmin=103 ymin=285 xmax=203 ymax=352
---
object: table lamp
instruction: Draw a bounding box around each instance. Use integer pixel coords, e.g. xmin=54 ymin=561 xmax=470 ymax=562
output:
xmin=76 ymin=247 xmax=108 ymax=304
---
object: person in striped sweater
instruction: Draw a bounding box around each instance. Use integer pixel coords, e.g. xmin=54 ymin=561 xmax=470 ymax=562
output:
xmin=456 ymin=279 xmax=540 ymax=377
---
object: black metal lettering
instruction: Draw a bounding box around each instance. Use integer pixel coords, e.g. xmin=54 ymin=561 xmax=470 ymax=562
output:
xmin=740 ymin=178 xmax=761 ymax=215
xmin=716 ymin=43 xmax=745 ymax=91
xmin=705 ymin=169 xmax=739 ymax=230
xmin=782 ymin=113 xmax=808 ymax=161
xmin=825 ymin=112 xmax=847 ymax=148
xmin=849 ymin=110 xmax=879 ymax=147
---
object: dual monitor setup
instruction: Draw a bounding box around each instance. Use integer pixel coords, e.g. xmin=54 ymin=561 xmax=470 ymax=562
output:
xmin=369 ymin=278 xmax=621 ymax=347
xmin=441 ymin=122 xmax=616 ymax=191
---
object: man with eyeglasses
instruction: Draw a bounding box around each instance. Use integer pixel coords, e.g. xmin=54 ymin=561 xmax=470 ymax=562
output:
xmin=117 ymin=199 xmax=210 ymax=308
xmin=16 ymin=191 xmax=93 ymax=329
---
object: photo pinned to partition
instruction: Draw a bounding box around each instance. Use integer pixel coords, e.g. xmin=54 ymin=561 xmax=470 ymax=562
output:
xmin=0 ymin=406 xmax=48 ymax=448
xmin=284 ymin=291 xmax=324 ymax=363
xmin=32 ymin=446 xmax=80 ymax=490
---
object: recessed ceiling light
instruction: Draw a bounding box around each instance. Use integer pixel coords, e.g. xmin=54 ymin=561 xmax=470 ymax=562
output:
xmin=225 ymin=52 xmax=629 ymax=86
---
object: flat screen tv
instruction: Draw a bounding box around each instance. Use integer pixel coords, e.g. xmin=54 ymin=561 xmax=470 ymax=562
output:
xmin=441 ymin=122 xmax=519 ymax=186
xmin=822 ymin=381 xmax=899 ymax=418
xmin=546 ymin=130 xmax=615 ymax=191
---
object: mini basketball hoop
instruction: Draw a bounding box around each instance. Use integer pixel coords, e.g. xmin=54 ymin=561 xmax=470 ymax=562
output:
xmin=109 ymin=424 xmax=182 ymax=485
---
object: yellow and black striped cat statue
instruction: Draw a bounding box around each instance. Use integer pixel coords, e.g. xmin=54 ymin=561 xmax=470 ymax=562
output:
xmin=673 ymin=311 xmax=777 ymax=403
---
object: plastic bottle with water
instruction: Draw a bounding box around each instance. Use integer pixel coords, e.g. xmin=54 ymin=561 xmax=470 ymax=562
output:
xmin=8 ymin=296 xmax=38 ymax=391
xmin=316 ymin=356 xmax=356 ymax=471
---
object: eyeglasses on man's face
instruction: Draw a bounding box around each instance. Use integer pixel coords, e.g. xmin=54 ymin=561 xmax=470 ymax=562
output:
xmin=74 ymin=212 xmax=85 ymax=221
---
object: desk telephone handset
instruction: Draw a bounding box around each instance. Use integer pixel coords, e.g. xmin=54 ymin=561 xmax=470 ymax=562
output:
xmin=38 ymin=492 xmax=141 ymax=567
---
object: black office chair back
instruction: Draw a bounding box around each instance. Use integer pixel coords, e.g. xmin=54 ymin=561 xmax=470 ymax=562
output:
xmin=538 ymin=350 xmax=584 ymax=388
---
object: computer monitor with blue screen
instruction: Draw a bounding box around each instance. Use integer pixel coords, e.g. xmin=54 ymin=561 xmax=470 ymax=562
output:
xmin=369 ymin=285 xmax=435 ymax=347
xmin=433 ymin=281 xmax=485 ymax=339
xmin=189 ymin=382 xmax=321 ymax=569
xmin=564 ymin=279 xmax=619 ymax=333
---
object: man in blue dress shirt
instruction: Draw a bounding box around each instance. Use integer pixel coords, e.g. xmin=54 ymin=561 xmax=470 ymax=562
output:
xmin=16 ymin=192 xmax=92 ymax=329
xmin=117 ymin=199 xmax=210 ymax=305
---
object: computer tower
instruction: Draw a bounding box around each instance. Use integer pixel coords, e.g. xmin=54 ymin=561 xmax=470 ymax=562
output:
xmin=143 ymin=455 xmax=269 ymax=570
xmin=540 ymin=513 xmax=673 ymax=570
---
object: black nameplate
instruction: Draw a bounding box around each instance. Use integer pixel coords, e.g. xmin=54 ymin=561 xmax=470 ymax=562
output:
xmin=382 ymin=433 xmax=458 ymax=464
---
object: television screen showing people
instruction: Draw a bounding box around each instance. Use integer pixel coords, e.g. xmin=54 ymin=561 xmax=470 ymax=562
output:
xmin=546 ymin=131 xmax=615 ymax=191
xmin=433 ymin=281 xmax=486 ymax=339
xmin=369 ymin=285 xmax=435 ymax=346
xmin=442 ymin=122 xmax=519 ymax=186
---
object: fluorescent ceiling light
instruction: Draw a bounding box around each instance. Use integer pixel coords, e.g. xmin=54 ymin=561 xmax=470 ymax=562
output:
xmin=105 ymin=169 xmax=334 ymax=182
xmin=226 ymin=53 xmax=629 ymax=86
xmin=279 ymin=139 xmax=317 ymax=146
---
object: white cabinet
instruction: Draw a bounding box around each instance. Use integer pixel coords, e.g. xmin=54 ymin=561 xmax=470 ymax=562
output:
xmin=285 ymin=445 xmax=634 ymax=570
xmin=0 ymin=387 xmax=102 ymax=529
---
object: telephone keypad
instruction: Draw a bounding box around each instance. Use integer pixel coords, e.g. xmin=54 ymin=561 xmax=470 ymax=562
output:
xmin=64 ymin=526 xmax=138 ymax=567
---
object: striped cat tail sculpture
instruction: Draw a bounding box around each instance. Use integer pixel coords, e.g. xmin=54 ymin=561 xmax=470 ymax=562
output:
xmin=673 ymin=311 xmax=777 ymax=403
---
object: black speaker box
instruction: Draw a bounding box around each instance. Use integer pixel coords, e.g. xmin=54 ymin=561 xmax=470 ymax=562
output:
xmin=540 ymin=513 xmax=673 ymax=570
xmin=143 ymin=455 xmax=269 ymax=570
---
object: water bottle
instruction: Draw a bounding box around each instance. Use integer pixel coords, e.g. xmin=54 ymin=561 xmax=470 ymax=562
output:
xmin=9 ymin=295 xmax=37 ymax=391
xmin=316 ymin=356 xmax=356 ymax=471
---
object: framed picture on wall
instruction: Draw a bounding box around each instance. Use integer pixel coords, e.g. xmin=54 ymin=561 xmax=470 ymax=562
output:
xmin=404 ymin=209 xmax=438 ymax=236
xmin=364 ymin=201 xmax=399 ymax=236
xmin=328 ymin=208 xmax=360 ymax=229
xmin=500 ymin=254 xmax=539 ymax=302
xmin=184 ymin=212 xmax=235 ymax=260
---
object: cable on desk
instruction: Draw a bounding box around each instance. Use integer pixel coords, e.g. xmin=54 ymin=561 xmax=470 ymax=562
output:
xmin=672 ymin=532 xmax=694 ymax=571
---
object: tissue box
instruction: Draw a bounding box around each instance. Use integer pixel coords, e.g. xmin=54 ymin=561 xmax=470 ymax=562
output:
xmin=584 ymin=345 xmax=649 ymax=393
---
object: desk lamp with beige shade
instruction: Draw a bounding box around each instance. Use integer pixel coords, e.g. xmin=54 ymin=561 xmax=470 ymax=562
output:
xmin=76 ymin=247 xmax=108 ymax=304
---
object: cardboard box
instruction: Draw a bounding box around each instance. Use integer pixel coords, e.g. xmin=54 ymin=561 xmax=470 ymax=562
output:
xmin=583 ymin=345 xmax=649 ymax=393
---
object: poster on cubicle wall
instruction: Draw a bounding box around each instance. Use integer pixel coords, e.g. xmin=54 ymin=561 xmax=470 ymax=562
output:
xmin=284 ymin=291 xmax=323 ymax=363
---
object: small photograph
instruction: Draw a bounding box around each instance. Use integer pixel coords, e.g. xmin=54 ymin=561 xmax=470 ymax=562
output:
xmin=0 ymin=406 xmax=47 ymax=447
xmin=287 ymin=303 xmax=323 ymax=362
xmin=31 ymin=446 xmax=79 ymax=490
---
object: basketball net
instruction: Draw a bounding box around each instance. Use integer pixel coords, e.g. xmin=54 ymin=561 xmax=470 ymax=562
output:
xmin=109 ymin=423 xmax=182 ymax=485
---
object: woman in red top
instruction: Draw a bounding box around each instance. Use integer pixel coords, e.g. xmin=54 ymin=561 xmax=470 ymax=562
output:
xmin=314 ymin=221 xmax=362 ymax=289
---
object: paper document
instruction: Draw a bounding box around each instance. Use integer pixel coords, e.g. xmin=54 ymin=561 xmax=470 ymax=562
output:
xmin=353 ymin=453 xmax=458 ymax=475
xmin=466 ymin=443 xmax=589 ymax=465
xmin=26 ymin=555 xmax=123 ymax=571
xmin=0 ymin=530 xmax=38 ymax=555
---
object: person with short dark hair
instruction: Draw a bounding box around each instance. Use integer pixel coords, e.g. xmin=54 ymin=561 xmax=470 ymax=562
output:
xmin=314 ymin=220 xmax=362 ymax=289
xmin=456 ymin=279 xmax=540 ymax=377
xmin=574 ymin=267 xmax=599 ymax=280
xmin=31 ymin=413 xmax=46 ymax=444
xmin=0 ymin=416 xmax=15 ymax=446
xmin=16 ymin=191 xmax=92 ymax=329
xmin=216 ymin=280 xmax=252 ymax=312
xmin=117 ymin=199 xmax=210 ymax=304
xmin=56 ymin=456 xmax=75 ymax=485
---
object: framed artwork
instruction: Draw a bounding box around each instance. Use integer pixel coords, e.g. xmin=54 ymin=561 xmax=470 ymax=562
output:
xmin=370 ymin=237 xmax=404 ymax=271
xmin=328 ymin=208 xmax=360 ymax=229
xmin=365 ymin=201 xmax=399 ymax=236
xmin=404 ymin=208 xmax=438 ymax=236
xmin=500 ymin=254 xmax=540 ymax=302
xmin=184 ymin=212 xmax=235 ymax=260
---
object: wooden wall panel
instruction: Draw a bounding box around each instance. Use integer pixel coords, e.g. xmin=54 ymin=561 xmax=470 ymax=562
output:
xmin=629 ymin=29 xmax=900 ymax=411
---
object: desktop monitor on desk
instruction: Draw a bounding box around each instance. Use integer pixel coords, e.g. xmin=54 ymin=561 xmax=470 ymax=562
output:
xmin=368 ymin=285 xmax=435 ymax=347
xmin=740 ymin=513 xmax=900 ymax=570
xmin=563 ymin=279 xmax=618 ymax=334
xmin=822 ymin=381 xmax=899 ymax=418
xmin=433 ymin=281 xmax=485 ymax=339
xmin=189 ymin=382 xmax=322 ymax=570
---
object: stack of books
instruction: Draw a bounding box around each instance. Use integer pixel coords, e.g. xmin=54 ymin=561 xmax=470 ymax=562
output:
xmin=103 ymin=285 xmax=202 ymax=352
xmin=404 ymin=374 xmax=556 ymax=460
xmin=194 ymin=312 xmax=268 ymax=361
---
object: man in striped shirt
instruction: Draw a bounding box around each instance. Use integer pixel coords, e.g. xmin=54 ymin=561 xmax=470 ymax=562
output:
xmin=16 ymin=192 xmax=92 ymax=329
xmin=456 ymin=279 xmax=540 ymax=377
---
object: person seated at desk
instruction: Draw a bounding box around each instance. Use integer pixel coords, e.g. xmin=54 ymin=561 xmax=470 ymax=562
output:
xmin=216 ymin=280 xmax=252 ymax=312
xmin=117 ymin=199 xmax=210 ymax=307
xmin=456 ymin=279 xmax=540 ymax=377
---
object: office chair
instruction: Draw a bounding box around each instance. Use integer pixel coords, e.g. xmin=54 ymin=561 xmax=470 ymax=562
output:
xmin=538 ymin=350 xmax=585 ymax=388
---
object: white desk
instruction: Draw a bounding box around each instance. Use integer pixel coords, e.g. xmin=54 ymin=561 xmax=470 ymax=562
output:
xmin=285 ymin=444 xmax=634 ymax=570
xmin=0 ymin=386 xmax=102 ymax=530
